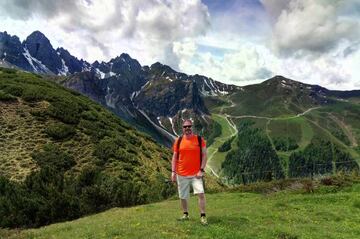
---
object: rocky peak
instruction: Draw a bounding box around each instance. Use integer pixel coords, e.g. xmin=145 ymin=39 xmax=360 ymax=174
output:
xmin=92 ymin=60 xmax=100 ymax=68
xmin=149 ymin=62 xmax=177 ymax=76
xmin=264 ymin=75 xmax=294 ymax=85
xmin=0 ymin=31 xmax=21 ymax=46
xmin=0 ymin=31 xmax=33 ymax=71
xmin=190 ymin=74 xmax=237 ymax=96
xmin=56 ymin=47 xmax=89 ymax=74
xmin=109 ymin=53 xmax=142 ymax=75
xmin=25 ymin=31 xmax=49 ymax=44
xmin=23 ymin=30 xmax=62 ymax=74
xmin=134 ymin=73 xmax=208 ymax=117
xmin=0 ymin=31 xmax=22 ymax=57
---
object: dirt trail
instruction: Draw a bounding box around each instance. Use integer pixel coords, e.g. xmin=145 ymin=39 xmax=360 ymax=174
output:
xmin=329 ymin=114 xmax=358 ymax=147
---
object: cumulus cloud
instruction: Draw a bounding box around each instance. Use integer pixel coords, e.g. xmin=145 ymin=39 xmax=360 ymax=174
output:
xmin=262 ymin=0 xmax=360 ymax=56
xmin=174 ymin=41 xmax=276 ymax=85
xmin=173 ymin=37 xmax=360 ymax=90
xmin=1 ymin=0 xmax=359 ymax=90
xmin=260 ymin=0 xmax=290 ymax=21
xmin=343 ymin=41 xmax=360 ymax=57
xmin=0 ymin=0 xmax=210 ymax=64
xmin=279 ymin=55 xmax=351 ymax=87
xmin=0 ymin=0 xmax=82 ymax=20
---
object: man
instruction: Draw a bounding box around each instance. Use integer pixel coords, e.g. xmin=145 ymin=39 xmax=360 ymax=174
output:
xmin=171 ymin=119 xmax=208 ymax=225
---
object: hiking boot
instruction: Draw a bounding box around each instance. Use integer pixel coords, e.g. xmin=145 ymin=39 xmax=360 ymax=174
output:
xmin=200 ymin=216 xmax=208 ymax=225
xmin=177 ymin=214 xmax=189 ymax=221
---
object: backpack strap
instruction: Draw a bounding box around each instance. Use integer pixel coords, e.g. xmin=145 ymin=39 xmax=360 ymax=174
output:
xmin=176 ymin=136 xmax=183 ymax=161
xmin=197 ymin=135 xmax=202 ymax=167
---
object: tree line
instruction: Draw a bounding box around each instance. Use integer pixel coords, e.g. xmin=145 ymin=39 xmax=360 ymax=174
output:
xmin=222 ymin=121 xmax=284 ymax=184
xmin=221 ymin=120 xmax=359 ymax=184
xmin=0 ymin=144 xmax=175 ymax=228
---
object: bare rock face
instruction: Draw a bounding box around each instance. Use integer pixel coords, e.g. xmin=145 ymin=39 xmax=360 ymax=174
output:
xmin=23 ymin=31 xmax=63 ymax=74
xmin=0 ymin=31 xmax=33 ymax=72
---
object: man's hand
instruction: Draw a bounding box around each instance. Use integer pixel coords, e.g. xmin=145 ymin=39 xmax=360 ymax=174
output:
xmin=171 ymin=172 xmax=177 ymax=182
xmin=195 ymin=170 xmax=204 ymax=178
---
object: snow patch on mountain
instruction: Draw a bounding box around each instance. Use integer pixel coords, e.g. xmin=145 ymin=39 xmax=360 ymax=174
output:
xmin=95 ymin=68 xmax=105 ymax=79
xmin=105 ymin=86 xmax=118 ymax=108
xmin=157 ymin=117 xmax=167 ymax=129
xmin=130 ymin=80 xmax=150 ymax=101
xmin=138 ymin=110 xmax=176 ymax=140
xmin=58 ymin=59 xmax=69 ymax=76
xmin=201 ymin=114 xmax=208 ymax=123
xmin=82 ymin=64 xmax=92 ymax=72
xmin=23 ymin=48 xmax=51 ymax=73
xmin=169 ymin=117 xmax=179 ymax=136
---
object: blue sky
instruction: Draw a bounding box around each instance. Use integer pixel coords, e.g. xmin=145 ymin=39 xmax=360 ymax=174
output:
xmin=0 ymin=0 xmax=359 ymax=90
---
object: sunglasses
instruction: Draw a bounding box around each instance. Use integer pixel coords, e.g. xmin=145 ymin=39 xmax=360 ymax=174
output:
xmin=183 ymin=125 xmax=192 ymax=129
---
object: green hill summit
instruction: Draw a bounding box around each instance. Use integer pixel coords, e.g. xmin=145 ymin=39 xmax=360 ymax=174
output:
xmin=0 ymin=67 xmax=176 ymax=228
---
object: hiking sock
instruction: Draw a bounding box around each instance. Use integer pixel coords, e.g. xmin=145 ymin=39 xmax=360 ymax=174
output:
xmin=200 ymin=213 xmax=206 ymax=217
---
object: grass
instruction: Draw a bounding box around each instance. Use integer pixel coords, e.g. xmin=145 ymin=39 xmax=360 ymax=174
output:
xmin=267 ymin=117 xmax=314 ymax=153
xmin=268 ymin=118 xmax=302 ymax=143
xmin=203 ymin=96 xmax=230 ymax=113
xmin=232 ymin=117 xmax=268 ymax=131
xmin=3 ymin=181 xmax=360 ymax=239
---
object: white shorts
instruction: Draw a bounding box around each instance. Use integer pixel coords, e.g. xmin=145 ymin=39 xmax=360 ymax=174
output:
xmin=177 ymin=175 xmax=205 ymax=199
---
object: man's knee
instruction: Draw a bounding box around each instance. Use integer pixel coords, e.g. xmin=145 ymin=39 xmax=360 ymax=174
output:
xmin=198 ymin=193 xmax=205 ymax=199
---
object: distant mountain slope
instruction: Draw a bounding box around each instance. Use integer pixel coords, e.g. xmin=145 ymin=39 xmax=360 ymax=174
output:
xmin=219 ymin=76 xmax=340 ymax=117
xmin=203 ymin=76 xmax=360 ymax=179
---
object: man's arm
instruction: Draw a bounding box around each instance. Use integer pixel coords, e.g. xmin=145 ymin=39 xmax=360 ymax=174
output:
xmin=171 ymin=152 xmax=178 ymax=182
xmin=200 ymin=147 xmax=207 ymax=171
xmin=196 ymin=146 xmax=207 ymax=178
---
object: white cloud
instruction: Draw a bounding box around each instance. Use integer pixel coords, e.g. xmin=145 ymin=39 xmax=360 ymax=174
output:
xmin=174 ymin=41 xmax=276 ymax=85
xmin=262 ymin=0 xmax=360 ymax=55
xmin=0 ymin=0 xmax=359 ymax=90
xmin=173 ymin=39 xmax=198 ymax=60
xmin=0 ymin=0 xmax=210 ymax=64
xmin=173 ymin=37 xmax=360 ymax=90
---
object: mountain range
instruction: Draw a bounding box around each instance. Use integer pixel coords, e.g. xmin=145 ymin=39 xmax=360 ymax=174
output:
xmin=0 ymin=30 xmax=239 ymax=146
xmin=1 ymin=30 xmax=360 ymax=172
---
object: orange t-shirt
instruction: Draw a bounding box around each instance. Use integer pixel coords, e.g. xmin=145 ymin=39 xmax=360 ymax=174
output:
xmin=173 ymin=135 xmax=206 ymax=176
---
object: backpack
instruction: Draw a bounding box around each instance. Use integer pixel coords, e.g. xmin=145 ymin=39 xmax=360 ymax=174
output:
xmin=176 ymin=135 xmax=202 ymax=166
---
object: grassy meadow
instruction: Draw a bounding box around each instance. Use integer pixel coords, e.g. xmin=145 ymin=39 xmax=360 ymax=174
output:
xmin=2 ymin=178 xmax=360 ymax=239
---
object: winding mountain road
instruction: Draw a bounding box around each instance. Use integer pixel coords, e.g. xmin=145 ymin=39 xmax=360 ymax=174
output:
xmin=206 ymin=97 xmax=322 ymax=178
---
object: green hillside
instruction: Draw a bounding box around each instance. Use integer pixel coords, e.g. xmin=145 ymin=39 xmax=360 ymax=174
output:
xmin=1 ymin=67 xmax=359 ymax=235
xmin=2 ymin=178 xmax=360 ymax=239
xmin=0 ymin=67 xmax=177 ymax=228
xmin=203 ymin=79 xmax=360 ymax=179
xmin=222 ymin=78 xmax=316 ymax=117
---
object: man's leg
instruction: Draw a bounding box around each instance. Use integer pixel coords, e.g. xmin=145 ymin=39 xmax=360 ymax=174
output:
xmin=193 ymin=177 xmax=207 ymax=225
xmin=198 ymin=193 xmax=206 ymax=214
xmin=177 ymin=175 xmax=190 ymax=220
xmin=180 ymin=198 xmax=188 ymax=213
